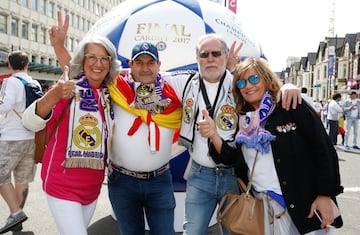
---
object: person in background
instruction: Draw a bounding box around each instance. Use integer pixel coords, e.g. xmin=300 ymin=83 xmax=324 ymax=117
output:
xmin=313 ymin=99 xmax=323 ymax=119
xmin=198 ymin=57 xmax=343 ymax=234
xmin=21 ymin=35 xmax=121 ymax=235
xmin=327 ymin=93 xmax=343 ymax=145
xmin=0 ymin=51 xmax=40 ymax=233
xmin=322 ymin=100 xmax=329 ymax=128
xmin=179 ymin=35 xmax=302 ymax=235
xmin=301 ymin=87 xmax=315 ymax=109
xmin=338 ymin=114 xmax=346 ymax=146
xmin=343 ymin=91 xmax=360 ymax=150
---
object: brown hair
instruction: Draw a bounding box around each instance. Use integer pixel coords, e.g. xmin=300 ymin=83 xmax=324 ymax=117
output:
xmin=8 ymin=50 xmax=29 ymax=70
xmin=232 ymin=57 xmax=281 ymax=114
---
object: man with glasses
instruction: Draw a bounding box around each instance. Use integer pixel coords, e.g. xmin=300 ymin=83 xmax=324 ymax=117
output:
xmin=179 ymin=34 xmax=244 ymax=235
xmin=179 ymin=34 xmax=301 ymax=235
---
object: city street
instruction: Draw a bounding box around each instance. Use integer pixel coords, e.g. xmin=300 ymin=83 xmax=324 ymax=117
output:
xmin=1 ymin=142 xmax=360 ymax=235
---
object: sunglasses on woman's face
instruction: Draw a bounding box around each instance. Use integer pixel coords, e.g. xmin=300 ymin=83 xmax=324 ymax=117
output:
xmin=236 ymin=74 xmax=260 ymax=89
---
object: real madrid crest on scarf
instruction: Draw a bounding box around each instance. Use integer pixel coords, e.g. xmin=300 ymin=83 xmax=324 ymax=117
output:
xmin=63 ymin=74 xmax=113 ymax=170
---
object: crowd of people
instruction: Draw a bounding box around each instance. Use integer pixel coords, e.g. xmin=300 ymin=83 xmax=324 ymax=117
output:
xmin=300 ymin=88 xmax=360 ymax=150
xmin=0 ymin=11 xmax=346 ymax=235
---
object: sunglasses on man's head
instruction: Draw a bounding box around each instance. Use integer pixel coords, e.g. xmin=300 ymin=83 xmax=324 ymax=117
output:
xmin=199 ymin=51 xmax=222 ymax=58
xmin=236 ymin=74 xmax=260 ymax=89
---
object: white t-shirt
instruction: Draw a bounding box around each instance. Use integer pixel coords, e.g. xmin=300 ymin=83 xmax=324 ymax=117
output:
xmin=0 ymin=72 xmax=39 ymax=140
xmin=350 ymin=100 xmax=358 ymax=118
xmin=242 ymin=145 xmax=282 ymax=195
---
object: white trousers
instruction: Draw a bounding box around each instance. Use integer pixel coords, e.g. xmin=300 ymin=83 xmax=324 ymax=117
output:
xmin=47 ymin=194 xmax=97 ymax=235
xmin=258 ymin=192 xmax=334 ymax=235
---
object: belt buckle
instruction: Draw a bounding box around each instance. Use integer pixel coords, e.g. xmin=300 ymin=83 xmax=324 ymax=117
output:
xmin=215 ymin=167 xmax=223 ymax=176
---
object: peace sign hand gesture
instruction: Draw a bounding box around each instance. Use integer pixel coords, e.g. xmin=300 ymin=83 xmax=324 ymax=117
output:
xmin=48 ymin=11 xmax=71 ymax=70
xmin=49 ymin=11 xmax=69 ymax=47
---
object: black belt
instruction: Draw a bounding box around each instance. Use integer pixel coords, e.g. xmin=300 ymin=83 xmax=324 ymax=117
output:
xmin=192 ymin=160 xmax=234 ymax=176
xmin=110 ymin=162 xmax=169 ymax=179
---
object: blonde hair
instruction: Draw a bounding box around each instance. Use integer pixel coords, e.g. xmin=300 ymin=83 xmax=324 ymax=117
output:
xmin=232 ymin=57 xmax=281 ymax=114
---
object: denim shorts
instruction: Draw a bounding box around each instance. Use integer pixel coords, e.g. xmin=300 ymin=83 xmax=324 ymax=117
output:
xmin=0 ymin=140 xmax=37 ymax=184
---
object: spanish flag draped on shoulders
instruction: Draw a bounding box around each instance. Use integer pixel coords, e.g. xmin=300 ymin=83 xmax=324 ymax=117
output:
xmin=108 ymin=73 xmax=182 ymax=152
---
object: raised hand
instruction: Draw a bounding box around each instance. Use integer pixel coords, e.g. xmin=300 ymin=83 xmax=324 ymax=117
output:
xmin=55 ymin=66 xmax=76 ymax=100
xmin=49 ymin=11 xmax=71 ymax=70
xmin=197 ymin=109 xmax=216 ymax=139
xmin=197 ymin=109 xmax=223 ymax=153
xmin=226 ymin=41 xmax=243 ymax=72
xmin=49 ymin=11 xmax=69 ymax=47
xmin=35 ymin=66 xmax=75 ymax=118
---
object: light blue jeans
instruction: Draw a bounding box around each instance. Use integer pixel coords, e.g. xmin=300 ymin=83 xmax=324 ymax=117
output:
xmin=183 ymin=160 xmax=238 ymax=235
xmin=344 ymin=116 xmax=359 ymax=146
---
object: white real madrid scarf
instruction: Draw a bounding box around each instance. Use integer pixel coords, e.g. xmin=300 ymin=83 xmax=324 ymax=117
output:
xmin=179 ymin=72 xmax=237 ymax=152
xmin=63 ymin=75 xmax=113 ymax=170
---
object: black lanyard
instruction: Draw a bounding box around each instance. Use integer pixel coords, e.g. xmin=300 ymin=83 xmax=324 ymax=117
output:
xmin=199 ymin=72 xmax=226 ymax=119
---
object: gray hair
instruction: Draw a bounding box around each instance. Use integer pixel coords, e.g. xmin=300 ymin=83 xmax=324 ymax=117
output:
xmin=195 ymin=33 xmax=228 ymax=54
xmin=69 ymin=35 xmax=122 ymax=84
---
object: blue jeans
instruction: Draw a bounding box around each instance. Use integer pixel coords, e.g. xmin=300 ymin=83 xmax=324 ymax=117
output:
xmin=344 ymin=116 xmax=359 ymax=146
xmin=183 ymin=160 xmax=239 ymax=235
xmin=108 ymin=169 xmax=175 ymax=235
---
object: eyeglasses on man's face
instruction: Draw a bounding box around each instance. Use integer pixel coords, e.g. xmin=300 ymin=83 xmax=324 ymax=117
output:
xmin=84 ymin=54 xmax=111 ymax=65
xmin=199 ymin=51 xmax=223 ymax=59
xmin=236 ymin=74 xmax=260 ymax=89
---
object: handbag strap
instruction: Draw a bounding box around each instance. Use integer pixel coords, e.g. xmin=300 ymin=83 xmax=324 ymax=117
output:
xmin=46 ymin=100 xmax=71 ymax=143
xmin=245 ymin=150 xmax=259 ymax=194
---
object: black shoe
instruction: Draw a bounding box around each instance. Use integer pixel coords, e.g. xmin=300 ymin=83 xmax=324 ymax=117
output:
xmin=10 ymin=222 xmax=23 ymax=232
xmin=0 ymin=211 xmax=27 ymax=234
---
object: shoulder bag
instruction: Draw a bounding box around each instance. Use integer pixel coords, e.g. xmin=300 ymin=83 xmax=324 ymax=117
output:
xmin=34 ymin=104 xmax=69 ymax=163
xmin=217 ymin=150 xmax=264 ymax=235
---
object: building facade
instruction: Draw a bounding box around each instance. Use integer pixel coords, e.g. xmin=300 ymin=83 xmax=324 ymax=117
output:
xmin=0 ymin=0 xmax=123 ymax=87
xmin=285 ymin=33 xmax=360 ymax=102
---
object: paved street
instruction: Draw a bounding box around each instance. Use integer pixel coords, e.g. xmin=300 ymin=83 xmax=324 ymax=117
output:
xmin=1 ymin=137 xmax=360 ymax=234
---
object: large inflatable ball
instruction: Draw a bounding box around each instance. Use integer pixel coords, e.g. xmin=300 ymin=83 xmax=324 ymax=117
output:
xmin=88 ymin=0 xmax=265 ymax=71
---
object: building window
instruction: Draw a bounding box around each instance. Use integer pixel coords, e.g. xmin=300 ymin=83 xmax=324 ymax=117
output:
xmin=40 ymin=27 xmax=46 ymax=43
xmin=22 ymin=0 xmax=28 ymax=7
xmin=40 ymin=0 xmax=46 ymax=15
xmin=48 ymin=2 xmax=54 ymax=18
xmin=0 ymin=14 xmax=7 ymax=34
xmin=70 ymin=12 xmax=74 ymax=27
xmin=74 ymin=15 xmax=79 ymax=29
xmin=68 ymin=37 xmax=73 ymax=52
xmin=31 ymin=24 xmax=38 ymax=41
xmin=79 ymin=17 xmax=84 ymax=31
xmin=21 ymin=21 xmax=28 ymax=39
xmin=11 ymin=18 xmax=18 ymax=36
xmin=31 ymin=0 xmax=37 ymax=11
xmin=84 ymin=0 xmax=89 ymax=10
xmin=324 ymin=65 xmax=327 ymax=78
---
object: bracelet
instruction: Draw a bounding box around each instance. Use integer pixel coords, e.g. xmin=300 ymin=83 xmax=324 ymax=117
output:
xmin=43 ymin=96 xmax=53 ymax=110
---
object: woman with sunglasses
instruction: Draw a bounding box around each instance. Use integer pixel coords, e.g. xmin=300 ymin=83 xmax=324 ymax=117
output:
xmin=198 ymin=57 xmax=343 ymax=234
